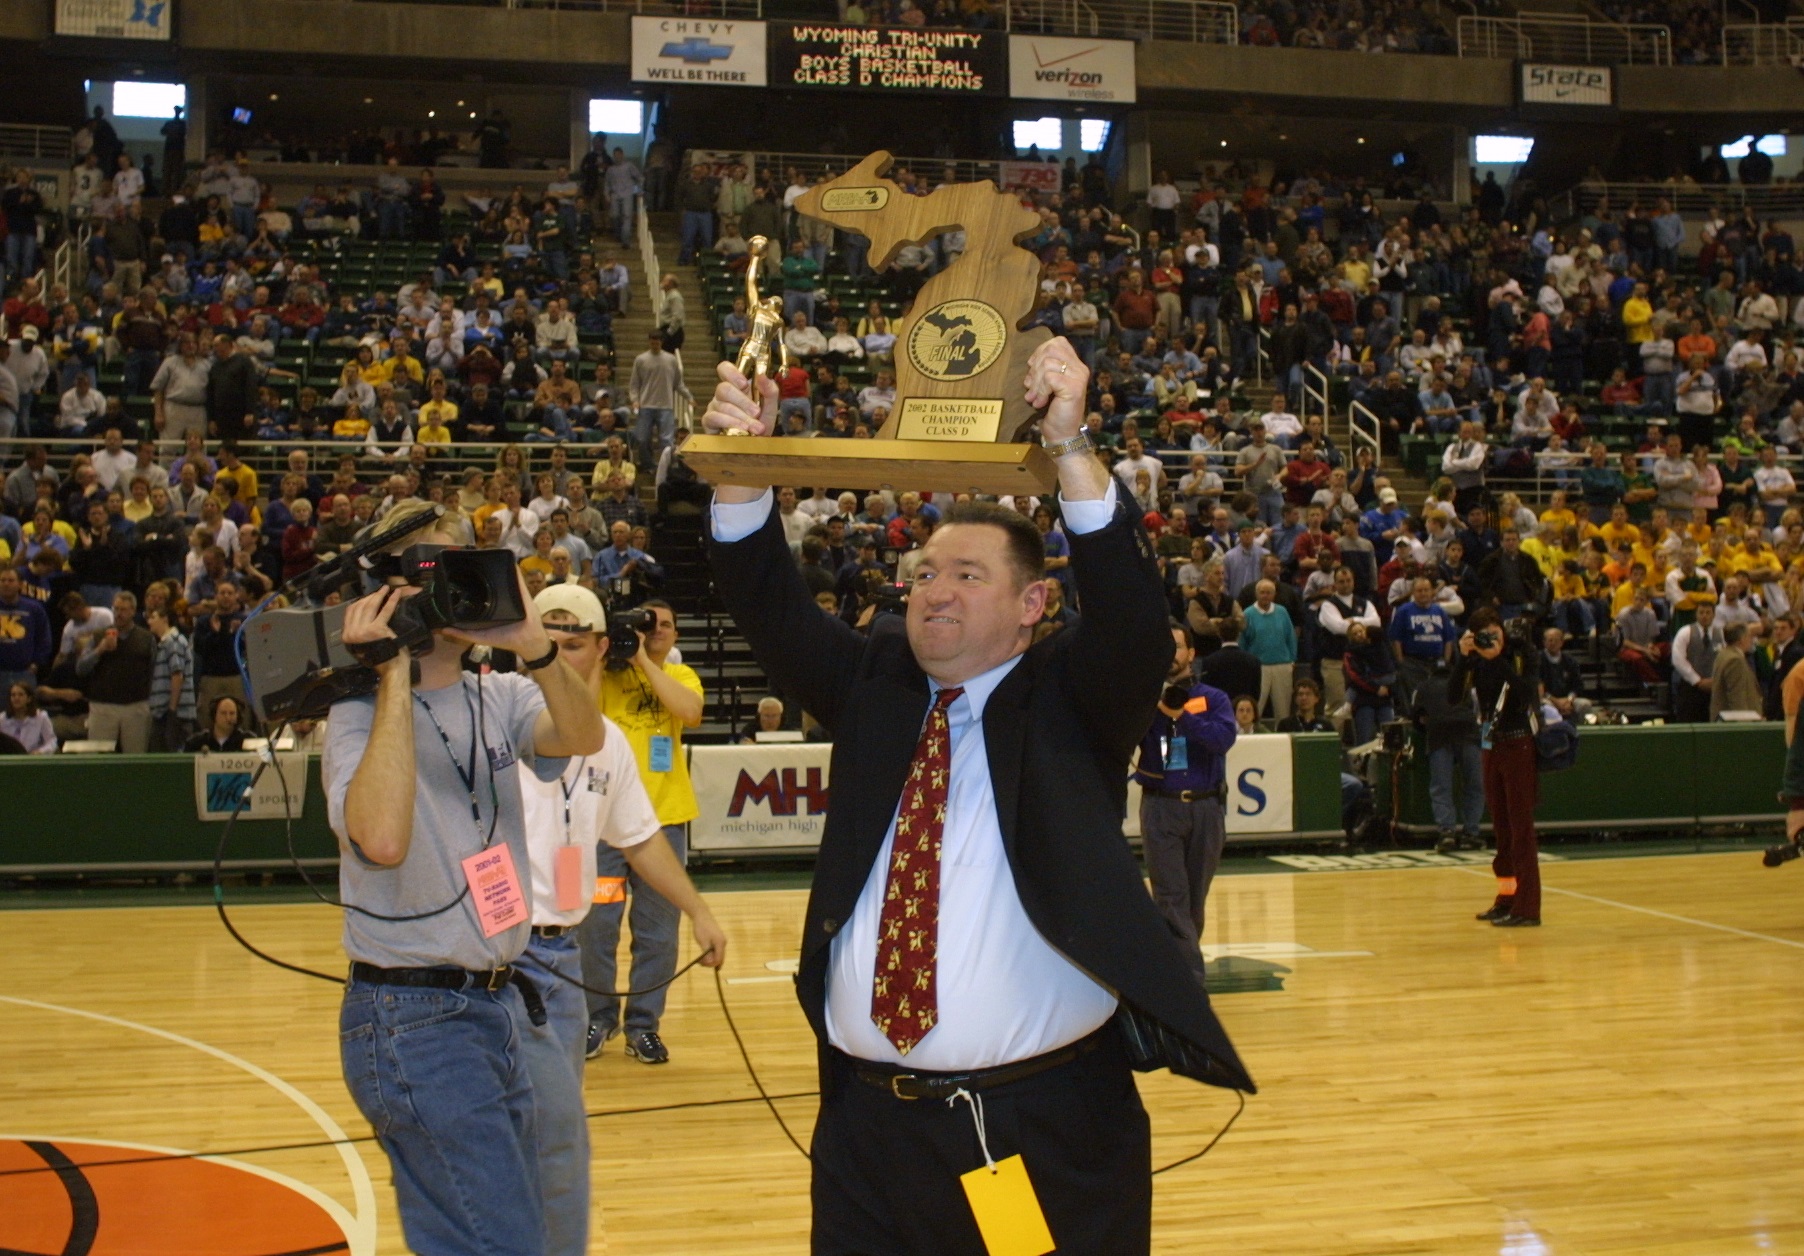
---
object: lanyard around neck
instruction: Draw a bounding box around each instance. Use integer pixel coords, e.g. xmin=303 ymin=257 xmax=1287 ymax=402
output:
xmin=413 ymin=683 xmax=481 ymax=831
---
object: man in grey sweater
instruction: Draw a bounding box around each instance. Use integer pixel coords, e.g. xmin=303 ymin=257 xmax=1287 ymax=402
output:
xmin=628 ymin=330 xmax=691 ymax=468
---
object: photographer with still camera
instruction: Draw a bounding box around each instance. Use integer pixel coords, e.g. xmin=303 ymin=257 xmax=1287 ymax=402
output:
xmin=1451 ymin=607 xmax=1543 ymax=927
xmin=579 ymin=597 xmax=704 ymax=1064
xmin=1134 ymin=622 xmax=1238 ymax=980
xmin=514 ymin=584 xmax=728 ymax=1256
xmin=322 ymin=500 xmax=604 ymax=1256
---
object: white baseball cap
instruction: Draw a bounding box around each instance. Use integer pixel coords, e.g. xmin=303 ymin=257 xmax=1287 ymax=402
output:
xmin=534 ymin=584 xmax=605 ymax=631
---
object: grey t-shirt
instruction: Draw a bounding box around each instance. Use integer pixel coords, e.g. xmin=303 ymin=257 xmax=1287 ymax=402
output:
xmin=325 ymin=671 xmax=557 ymax=971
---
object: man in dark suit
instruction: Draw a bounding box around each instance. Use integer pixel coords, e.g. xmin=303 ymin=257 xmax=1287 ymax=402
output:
xmin=701 ymin=337 xmax=1252 ymax=1255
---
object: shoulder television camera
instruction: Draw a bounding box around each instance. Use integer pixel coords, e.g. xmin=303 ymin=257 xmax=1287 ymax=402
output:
xmin=241 ymin=543 xmax=527 ymax=725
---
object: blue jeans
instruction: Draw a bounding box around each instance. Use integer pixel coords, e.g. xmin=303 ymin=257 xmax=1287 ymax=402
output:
xmin=782 ymin=290 xmax=815 ymax=326
xmin=1352 ymin=699 xmax=1393 ymax=746
xmin=633 ymin=406 xmax=676 ymax=467
xmin=512 ymin=933 xmax=591 ymax=1256
xmin=230 ymin=204 xmax=257 ymax=238
xmin=123 ymin=349 xmax=162 ymax=398
xmin=1556 ymin=598 xmax=1597 ymax=636
xmin=4 ymin=231 xmax=40 ymax=287
xmin=678 ymin=209 xmax=711 ymax=262
xmin=1428 ymin=740 xmax=1484 ymax=837
xmin=613 ymin=195 xmax=639 ymax=247
xmin=339 ymin=978 xmax=545 ymax=1256
xmin=578 ymin=823 xmax=686 ymax=1033
xmin=377 ymin=199 xmax=408 ymax=240
xmin=1256 ymin=487 xmax=1284 ymax=527
xmin=526 ymin=407 xmax=574 ymax=442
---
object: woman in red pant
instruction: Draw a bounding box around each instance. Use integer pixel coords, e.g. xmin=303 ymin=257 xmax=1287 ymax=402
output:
xmin=1451 ymin=607 xmax=1543 ymax=927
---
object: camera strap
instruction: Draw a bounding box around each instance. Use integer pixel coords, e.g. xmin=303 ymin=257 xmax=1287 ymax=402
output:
xmin=414 ymin=684 xmax=483 ymax=834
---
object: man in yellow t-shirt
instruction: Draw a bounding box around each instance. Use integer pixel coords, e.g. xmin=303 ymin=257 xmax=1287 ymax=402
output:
xmin=579 ymin=597 xmax=705 ymax=1065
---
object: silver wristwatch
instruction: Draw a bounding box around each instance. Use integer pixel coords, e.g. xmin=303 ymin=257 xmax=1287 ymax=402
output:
xmin=1042 ymin=432 xmax=1094 ymax=459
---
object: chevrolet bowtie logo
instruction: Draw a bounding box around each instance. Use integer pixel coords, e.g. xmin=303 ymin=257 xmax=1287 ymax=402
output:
xmin=661 ymin=36 xmax=733 ymax=64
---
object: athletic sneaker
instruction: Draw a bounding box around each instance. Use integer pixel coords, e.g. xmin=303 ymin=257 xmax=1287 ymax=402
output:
xmin=625 ymin=1029 xmax=670 ymax=1064
xmin=585 ymin=1022 xmax=617 ymax=1060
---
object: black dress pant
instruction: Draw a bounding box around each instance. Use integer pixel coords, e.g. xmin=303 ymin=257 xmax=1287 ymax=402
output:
xmin=811 ymin=1026 xmax=1152 ymax=1255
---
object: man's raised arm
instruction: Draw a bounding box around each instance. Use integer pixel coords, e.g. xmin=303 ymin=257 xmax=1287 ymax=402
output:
xmin=699 ymin=361 xmax=863 ymax=730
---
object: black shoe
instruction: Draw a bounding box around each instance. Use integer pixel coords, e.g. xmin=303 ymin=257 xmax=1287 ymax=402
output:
xmin=1435 ymin=831 xmax=1459 ymax=854
xmin=625 ymin=1029 xmax=669 ymax=1064
xmin=1458 ymin=834 xmax=1487 ymax=851
xmin=1475 ymin=904 xmax=1510 ymax=922
xmin=1491 ymin=914 xmax=1542 ymax=927
xmin=1762 ymin=840 xmax=1802 ymax=868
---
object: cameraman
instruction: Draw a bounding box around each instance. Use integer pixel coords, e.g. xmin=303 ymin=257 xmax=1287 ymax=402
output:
xmin=325 ymin=502 xmax=604 ymax=1255
xmin=1450 ymin=606 xmax=1541 ymax=927
xmin=1134 ymin=621 xmax=1238 ymax=979
xmin=580 ymin=597 xmax=703 ymax=1064
xmin=516 ymin=584 xmax=727 ymax=1256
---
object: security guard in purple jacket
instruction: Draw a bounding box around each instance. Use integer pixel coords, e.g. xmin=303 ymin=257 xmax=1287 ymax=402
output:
xmin=1135 ymin=622 xmax=1239 ymax=978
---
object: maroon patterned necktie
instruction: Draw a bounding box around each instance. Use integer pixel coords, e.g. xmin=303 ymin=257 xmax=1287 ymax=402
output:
xmin=870 ymin=685 xmax=963 ymax=1055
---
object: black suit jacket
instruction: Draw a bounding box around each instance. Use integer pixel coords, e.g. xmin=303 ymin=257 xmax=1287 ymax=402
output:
xmin=710 ymin=498 xmax=1253 ymax=1093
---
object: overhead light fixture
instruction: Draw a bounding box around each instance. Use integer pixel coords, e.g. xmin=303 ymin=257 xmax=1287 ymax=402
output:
xmin=1220 ymin=140 xmax=1228 ymax=147
xmin=1356 ymin=136 xmax=1366 ymax=144
xmin=469 ymin=112 xmax=477 ymax=119
xmin=456 ymin=99 xmax=465 ymax=106
xmin=427 ymin=110 xmax=436 ymax=118
xmin=268 ymin=93 xmax=278 ymax=101
xmin=363 ymin=97 xmax=373 ymax=104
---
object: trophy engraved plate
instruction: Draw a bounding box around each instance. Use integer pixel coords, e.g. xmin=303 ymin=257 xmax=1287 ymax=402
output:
xmin=894 ymin=398 xmax=1004 ymax=442
xmin=820 ymin=187 xmax=890 ymax=212
xmin=683 ymin=150 xmax=1057 ymax=495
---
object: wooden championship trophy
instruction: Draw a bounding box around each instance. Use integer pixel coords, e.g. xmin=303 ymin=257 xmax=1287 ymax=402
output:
xmin=682 ymin=151 xmax=1058 ymax=496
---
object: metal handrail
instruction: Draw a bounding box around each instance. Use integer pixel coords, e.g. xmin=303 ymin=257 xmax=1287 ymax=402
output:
xmin=1554 ymin=179 xmax=1804 ymax=217
xmin=1457 ymin=12 xmax=1671 ymax=63
xmin=1301 ymin=361 xmax=1331 ymax=431
xmin=1721 ymin=19 xmax=1804 ymax=64
xmin=1347 ymin=399 xmax=1382 ymax=465
xmin=639 ymin=197 xmax=694 ymax=433
xmin=0 ymin=125 xmax=73 ymax=162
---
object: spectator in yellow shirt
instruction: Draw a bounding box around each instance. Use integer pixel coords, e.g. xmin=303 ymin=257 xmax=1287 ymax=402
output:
xmin=1621 ymin=283 xmax=1654 ymax=344
xmin=417 ymin=376 xmax=458 ymax=443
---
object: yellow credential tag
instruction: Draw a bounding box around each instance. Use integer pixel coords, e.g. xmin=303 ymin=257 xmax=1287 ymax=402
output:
xmin=959 ymin=1154 xmax=1055 ymax=1256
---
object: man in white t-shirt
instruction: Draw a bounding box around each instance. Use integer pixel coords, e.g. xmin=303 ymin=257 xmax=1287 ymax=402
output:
xmin=1259 ymin=405 xmax=1304 ymax=449
xmin=515 ymin=584 xmax=727 ymax=1256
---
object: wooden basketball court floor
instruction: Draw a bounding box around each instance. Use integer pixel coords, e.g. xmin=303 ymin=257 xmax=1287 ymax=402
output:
xmin=3 ymin=848 xmax=1802 ymax=1255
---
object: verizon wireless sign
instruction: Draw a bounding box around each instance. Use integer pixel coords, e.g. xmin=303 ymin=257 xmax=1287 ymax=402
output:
xmin=1008 ymin=35 xmax=1137 ymax=103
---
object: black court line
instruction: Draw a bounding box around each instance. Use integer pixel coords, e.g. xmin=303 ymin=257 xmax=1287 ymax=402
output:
xmin=0 ymin=1141 xmax=101 ymax=1256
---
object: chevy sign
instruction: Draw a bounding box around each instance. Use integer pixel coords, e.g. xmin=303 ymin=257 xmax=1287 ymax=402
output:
xmin=1008 ymin=35 xmax=1136 ymax=103
xmin=632 ymin=17 xmax=768 ymax=87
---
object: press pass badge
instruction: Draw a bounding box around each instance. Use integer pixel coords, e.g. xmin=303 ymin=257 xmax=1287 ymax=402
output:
xmin=461 ymin=844 xmax=528 ymax=937
xmin=649 ymin=733 xmax=674 ymax=773
xmin=554 ymin=845 xmax=585 ymax=913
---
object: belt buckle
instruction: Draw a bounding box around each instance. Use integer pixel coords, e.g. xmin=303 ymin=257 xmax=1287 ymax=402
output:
xmin=889 ymin=1074 xmax=918 ymax=1100
xmin=483 ymin=966 xmax=510 ymax=992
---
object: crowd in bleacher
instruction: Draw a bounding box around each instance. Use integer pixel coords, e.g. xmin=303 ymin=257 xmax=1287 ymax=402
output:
xmin=5 ymin=138 xmax=1804 ymax=759
xmin=682 ymin=151 xmax=1804 ymax=737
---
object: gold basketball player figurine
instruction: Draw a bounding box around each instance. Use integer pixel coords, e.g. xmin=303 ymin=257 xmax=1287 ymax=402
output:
xmin=733 ymin=235 xmax=790 ymax=392
xmin=684 ymin=151 xmax=1058 ymax=493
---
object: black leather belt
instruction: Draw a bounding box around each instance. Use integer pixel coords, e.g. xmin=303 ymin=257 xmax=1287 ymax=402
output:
xmin=842 ymin=1026 xmax=1107 ymax=1101
xmin=349 ymin=961 xmax=547 ymax=1026
xmin=1143 ymin=784 xmax=1227 ymax=804
xmin=532 ymin=925 xmax=576 ymax=938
